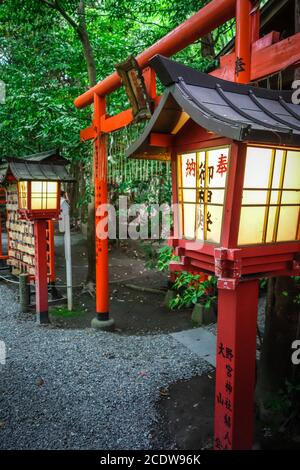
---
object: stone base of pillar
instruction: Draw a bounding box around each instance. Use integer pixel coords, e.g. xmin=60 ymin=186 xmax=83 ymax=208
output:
xmin=91 ymin=315 xmax=115 ymax=331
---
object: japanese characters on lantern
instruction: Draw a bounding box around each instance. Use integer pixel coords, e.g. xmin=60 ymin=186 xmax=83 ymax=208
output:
xmin=238 ymin=146 xmax=300 ymax=245
xmin=177 ymin=146 xmax=229 ymax=243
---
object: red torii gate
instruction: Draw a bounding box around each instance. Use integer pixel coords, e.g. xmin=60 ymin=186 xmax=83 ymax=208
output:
xmin=74 ymin=0 xmax=300 ymax=448
xmin=75 ymin=0 xmax=300 ymax=327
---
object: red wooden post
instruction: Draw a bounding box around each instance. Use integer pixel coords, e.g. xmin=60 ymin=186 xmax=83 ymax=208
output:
xmin=95 ymin=134 xmax=109 ymax=318
xmin=235 ymin=0 xmax=251 ymax=83
xmin=214 ymin=278 xmax=259 ymax=450
xmin=91 ymin=94 xmax=114 ymax=330
xmin=214 ymin=1 xmax=257 ymax=449
xmin=251 ymin=5 xmax=260 ymax=44
xmin=0 ymin=211 xmax=2 ymax=258
xmin=48 ymin=220 xmax=56 ymax=283
xmin=34 ymin=219 xmax=49 ymax=324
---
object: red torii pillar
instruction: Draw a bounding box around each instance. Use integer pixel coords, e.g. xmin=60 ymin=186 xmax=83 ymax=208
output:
xmin=90 ymin=94 xmax=115 ymax=330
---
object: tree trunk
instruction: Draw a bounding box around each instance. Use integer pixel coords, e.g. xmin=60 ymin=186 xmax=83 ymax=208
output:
xmin=73 ymin=32 xmax=97 ymax=283
xmin=42 ymin=0 xmax=98 ymax=284
xmin=201 ymin=33 xmax=215 ymax=61
xmin=79 ymin=28 xmax=97 ymax=86
xmin=68 ymin=160 xmax=84 ymax=228
xmin=86 ymin=190 xmax=96 ymax=283
xmin=77 ymin=1 xmax=97 ymax=284
xmin=256 ymin=277 xmax=300 ymax=411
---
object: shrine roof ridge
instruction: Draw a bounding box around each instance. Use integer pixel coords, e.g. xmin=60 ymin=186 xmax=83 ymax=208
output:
xmin=0 ymin=149 xmax=74 ymax=183
xmin=126 ymin=55 xmax=300 ymax=159
xmin=3 ymin=148 xmax=66 ymax=163
xmin=150 ymin=55 xmax=293 ymax=101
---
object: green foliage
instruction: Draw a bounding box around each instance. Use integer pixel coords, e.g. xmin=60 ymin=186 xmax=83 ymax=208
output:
xmin=141 ymin=242 xmax=160 ymax=269
xmin=50 ymin=306 xmax=85 ymax=318
xmin=259 ymin=277 xmax=268 ymax=290
xmin=156 ymin=245 xmax=179 ymax=271
xmin=169 ymin=272 xmax=217 ymax=310
xmin=264 ymin=381 xmax=300 ymax=415
xmin=294 ymin=293 xmax=300 ymax=305
xmin=0 ymin=0 xmax=235 ymax=215
xmin=142 ymin=243 xmax=178 ymax=270
xmin=281 ymin=276 xmax=300 ymax=304
xmin=264 ymin=391 xmax=292 ymax=415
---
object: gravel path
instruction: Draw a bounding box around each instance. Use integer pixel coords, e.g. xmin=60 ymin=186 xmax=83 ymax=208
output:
xmin=0 ymin=283 xmax=211 ymax=450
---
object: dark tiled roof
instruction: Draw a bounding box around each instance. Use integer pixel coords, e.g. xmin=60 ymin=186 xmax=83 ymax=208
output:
xmin=12 ymin=148 xmax=61 ymax=162
xmin=126 ymin=55 xmax=300 ymax=159
xmin=0 ymin=149 xmax=74 ymax=183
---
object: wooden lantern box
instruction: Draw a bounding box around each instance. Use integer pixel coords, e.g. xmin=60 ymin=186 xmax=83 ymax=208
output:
xmin=127 ymin=55 xmax=300 ymax=450
xmin=0 ymin=149 xmax=73 ymax=280
xmin=127 ymin=55 xmax=300 ymax=285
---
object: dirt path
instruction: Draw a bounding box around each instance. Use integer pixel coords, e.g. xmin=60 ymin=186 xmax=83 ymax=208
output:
xmin=52 ymin=233 xmax=194 ymax=335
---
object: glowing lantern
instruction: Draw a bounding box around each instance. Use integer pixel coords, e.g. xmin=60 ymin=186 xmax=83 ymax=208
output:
xmin=176 ymin=145 xmax=300 ymax=246
xmin=127 ymin=55 xmax=300 ymax=450
xmin=177 ymin=147 xmax=229 ymax=243
xmin=18 ymin=180 xmax=60 ymax=219
xmin=238 ymin=146 xmax=300 ymax=245
xmin=0 ymin=150 xmax=74 ymax=324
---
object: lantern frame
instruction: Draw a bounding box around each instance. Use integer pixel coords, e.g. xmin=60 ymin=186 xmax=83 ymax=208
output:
xmin=170 ymin=135 xmax=300 ymax=287
xmin=0 ymin=150 xmax=74 ymax=222
xmin=17 ymin=180 xmax=61 ymax=221
xmin=126 ymin=55 xmax=300 ymax=285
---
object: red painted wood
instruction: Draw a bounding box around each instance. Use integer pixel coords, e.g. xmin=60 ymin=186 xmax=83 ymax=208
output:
xmin=143 ymin=66 xmax=157 ymax=101
xmin=235 ymin=0 xmax=251 ymax=83
xmin=184 ymin=250 xmax=214 ymax=264
xmin=222 ymin=143 xmax=246 ymax=248
xmin=190 ymin=259 xmax=216 ymax=272
xmin=243 ymin=261 xmax=289 ymax=275
xmin=174 ymin=120 xmax=226 ymax=148
xmin=177 ymin=240 xmax=215 ymax=255
xmin=80 ymin=125 xmax=97 ymax=141
xmin=220 ymin=52 xmax=234 ymax=68
xmin=150 ymin=133 xmax=174 ymax=147
xmin=211 ymin=58 xmax=235 ymax=81
xmin=48 ymin=220 xmax=56 ymax=283
xmin=251 ymin=32 xmax=300 ymax=81
xmin=238 ymin=242 xmax=300 ymax=258
xmin=242 ymin=253 xmax=293 ymax=266
xmin=250 ymin=7 xmax=260 ymax=44
xmin=214 ymin=279 xmax=258 ymax=450
xmin=177 ymin=237 xmax=299 ymax=259
xmin=34 ymin=219 xmax=48 ymax=316
xmin=73 ymin=0 xmax=300 ymax=453
xmin=101 ymin=108 xmax=134 ymax=134
xmin=212 ymin=32 xmax=300 ymax=82
xmin=171 ymin=150 xmax=180 ymax=242
xmin=94 ymin=95 xmax=109 ymax=316
xmin=251 ymin=31 xmax=280 ymax=53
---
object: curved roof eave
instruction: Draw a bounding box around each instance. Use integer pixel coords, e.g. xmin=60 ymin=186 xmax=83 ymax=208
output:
xmin=126 ymin=84 xmax=245 ymax=159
